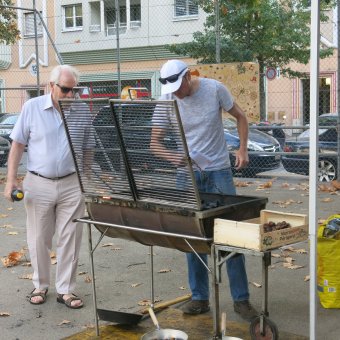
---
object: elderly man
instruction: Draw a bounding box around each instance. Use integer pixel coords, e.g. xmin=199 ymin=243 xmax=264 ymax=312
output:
xmin=4 ymin=65 xmax=86 ymax=309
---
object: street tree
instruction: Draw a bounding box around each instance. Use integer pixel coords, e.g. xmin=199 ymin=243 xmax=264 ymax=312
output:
xmin=168 ymin=0 xmax=335 ymax=120
xmin=0 ymin=0 xmax=20 ymax=45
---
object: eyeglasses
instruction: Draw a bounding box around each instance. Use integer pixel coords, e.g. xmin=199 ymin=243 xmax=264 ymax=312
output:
xmin=159 ymin=68 xmax=188 ymax=85
xmin=56 ymin=83 xmax=77 ymax=94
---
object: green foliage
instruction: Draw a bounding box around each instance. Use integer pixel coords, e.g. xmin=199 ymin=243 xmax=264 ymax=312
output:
xmin=0 ymin=0 xmax=20 ymax=45
xmin=170 ymin=0 xmax=335 ymax=77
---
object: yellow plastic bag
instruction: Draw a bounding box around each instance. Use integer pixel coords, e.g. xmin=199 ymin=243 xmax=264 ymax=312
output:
xmin=317 ymin=214 xmax=340 ymax=308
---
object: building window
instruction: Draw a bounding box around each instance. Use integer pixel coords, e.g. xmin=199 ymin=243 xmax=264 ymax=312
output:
xmin=131 ymin=5 xmax=141 ymax=21
xmin=63 ymin=4 xmax=83 ymax=30
xmin=24 ymin=12 xmax=43 ymax=37
xmin=174 ymin=0 xmax=198 ymax=18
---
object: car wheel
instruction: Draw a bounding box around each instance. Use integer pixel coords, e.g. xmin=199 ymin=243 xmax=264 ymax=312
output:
xmin=318 ymin=159 xmax=337 ymax=182
xmin=0 ymin=154 xmax=8 ymax=167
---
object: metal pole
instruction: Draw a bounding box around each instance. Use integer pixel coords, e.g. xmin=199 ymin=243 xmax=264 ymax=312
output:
xmin=115 ymin=0 xmax=121 ymax=98
xmin=309 ymin=1 xmax=320 ymax=339
xmin=337 ymin=0 xmax=340 ymax=180
xmin=215 ymin=0 xmax=220 ymax=63
xmin=33 ymin=0 xmax=40 ymax=97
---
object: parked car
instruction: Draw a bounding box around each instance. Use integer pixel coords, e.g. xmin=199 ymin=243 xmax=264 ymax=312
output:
xmin=282 ymin=113 xmax=338 ymax=182
xmin=0 ymin=113 xmax=20 ymax=142
xmin=0 ymin=135 xmax=11 ymax=166
xmin=224 ymin=118 xmax=281 ymax=177
xmin=92 ymin=105 xmax=281 ymax=176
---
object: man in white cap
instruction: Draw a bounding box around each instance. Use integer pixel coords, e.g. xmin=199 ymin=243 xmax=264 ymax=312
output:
xmin=150 ymin=59 xmax=257 ymax=321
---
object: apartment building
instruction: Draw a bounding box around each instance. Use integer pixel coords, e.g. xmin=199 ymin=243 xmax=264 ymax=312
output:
xmin=0 ymin=0 xmax=338 ymax=126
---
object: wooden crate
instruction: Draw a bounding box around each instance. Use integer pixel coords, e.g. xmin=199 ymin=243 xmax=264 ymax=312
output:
xmin=214 ymin=210 xmax=308 ymax=251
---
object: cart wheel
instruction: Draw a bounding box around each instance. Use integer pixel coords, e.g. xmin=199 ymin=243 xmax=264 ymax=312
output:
xmin=249 ymin=315 xmax=279 ymax=340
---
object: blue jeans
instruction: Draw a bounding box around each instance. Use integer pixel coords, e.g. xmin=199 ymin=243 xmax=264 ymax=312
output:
xmin=184 ymin=168 xmax=250 ymax=302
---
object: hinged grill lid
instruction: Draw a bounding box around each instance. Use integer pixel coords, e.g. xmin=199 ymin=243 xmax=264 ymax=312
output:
xmin=59 ymin=98 xmax=202 ymax=210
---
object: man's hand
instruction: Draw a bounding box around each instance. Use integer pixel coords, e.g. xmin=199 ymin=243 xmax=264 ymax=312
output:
xmin=234 ymin=148 xmax=249 ymax=170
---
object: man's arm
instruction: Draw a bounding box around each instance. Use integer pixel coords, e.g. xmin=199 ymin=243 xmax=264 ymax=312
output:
xmin=150 ymin=127 xmax=185 ymax=167
xmin=228 ymin=102 xmax=249 ymax=170
xmin=4 ymin=141 xmax=26 ymax=201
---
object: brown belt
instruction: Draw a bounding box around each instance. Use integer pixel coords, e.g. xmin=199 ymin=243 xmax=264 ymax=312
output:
xmin=29 ymin=170 xmax=76 ymax=181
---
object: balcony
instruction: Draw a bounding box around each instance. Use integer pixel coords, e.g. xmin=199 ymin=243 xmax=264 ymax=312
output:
xmin=106 ymin=23 xmax=127 ymax=36
xmin=89 ymin=24 xmax=101 ymax=32
xmin=130 ymin=20 xmax=141 ymax=29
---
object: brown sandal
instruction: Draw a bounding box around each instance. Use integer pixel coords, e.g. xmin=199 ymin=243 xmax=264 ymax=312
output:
xmin=28 ymin=288 xmax=48 ymax=305
xmin=57 ymin=293 xmax=84 ymax=309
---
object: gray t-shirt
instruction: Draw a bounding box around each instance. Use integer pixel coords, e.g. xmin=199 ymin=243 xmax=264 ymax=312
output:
xmin=158 ymin=77 xmax=233 ymax=170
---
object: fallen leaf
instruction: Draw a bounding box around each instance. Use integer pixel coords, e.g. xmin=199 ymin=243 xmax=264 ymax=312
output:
xmin=19 ymin=273 xmax=33 ymax=280
xmin=271 ymin=253 xmax=281 ymax=258
xmin=158 ymin=268 xmax=171 ymax=273
xmin=82 ymin=324 xmax=95 ymax=329
xmin=131 ymin=283 xmax=142 ymax=288
xmin=101 ymin=243 xmax=114 ymax=247
xmin=112 ymin=247 xmax=122 ymax=251
xmin=78 ymin=271 xmax=88 ymax=275
xmin=58 ymin=320 xmax=71 ymax=326
xmin=84 ymin=275 xmax=92 ymax=283
xmin=8 ymin=231 xmax=18 ymax=235
xmin=235 ymin=181 xmax=251 ymax=187
xmin=50 ymin=251 xmax=56 ymax=259
xmin=331 ymin=180 xmax=340 ymax=190
xmin=51 ymin=259 xmax=57 ymax=265
xmin=283 ymin=263 xmax=304 ymax=269
xmin=0 ymin=312 xmax=10 ymax=317
xmin=137 ymin=298 xmax=161 ymax=306
xmin=257 ymin=180 xmax=273 ymax=189
xmin=179 ymin=286 xmax=186 ymax=290
xmin=1 ymin=250 xmax=25 ymax=267
xmin=0 ymin=214 xmax=8 ymax=218
xmin=321 ymin=197 xmax=333 ymax=203
xmin=7 ymin=207 xmax=13 ymax=211
xmin=304 ymin=275 xmax=310 ymax=282
xmin=250 ymin=281 xmax=262 ymax=288
xmin=0 ymin=224 xmax=14 ymax=229
xmin=284 ymin=257 xmax=294 ymax=264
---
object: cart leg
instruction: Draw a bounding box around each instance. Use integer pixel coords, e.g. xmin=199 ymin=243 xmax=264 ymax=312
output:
xmin=150 ymin=245 xmax=155 ymax=310
xmin=211 ymin=244 xmax=221 ymax=339
xmin=87 ymin=223 xmax=99 ymax=336
xmin=262 ymin=252 xmax=271 ymax=318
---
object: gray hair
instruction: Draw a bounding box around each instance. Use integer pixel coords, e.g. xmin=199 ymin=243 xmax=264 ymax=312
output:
xmin=49 ymin=64 xmax=80 ymax=84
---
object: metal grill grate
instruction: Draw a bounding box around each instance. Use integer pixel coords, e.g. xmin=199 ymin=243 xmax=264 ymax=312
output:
xmin=59 ymin=98 xmax=202 ymax=210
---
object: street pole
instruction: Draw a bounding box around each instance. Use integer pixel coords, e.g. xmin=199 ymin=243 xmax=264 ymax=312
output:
xmin=115 ymin=0 xmax=121 ymax=98
xmin=33 ymin=0 xmax=40 ymax=97
xmin=215 ymin=0 xmax=220 ymax=63
xmin=337 ymin=0 xmax=340 ymax=180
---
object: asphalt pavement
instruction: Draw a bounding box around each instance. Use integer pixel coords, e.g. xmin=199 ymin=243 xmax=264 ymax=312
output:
xmin=1 ymin=157 xmax=340 ymax=339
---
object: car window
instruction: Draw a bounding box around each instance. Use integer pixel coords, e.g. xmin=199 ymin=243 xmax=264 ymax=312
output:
xmin=0 ymin=115 xmax=19 ymax=124
xmin=319 ymin=115 xmax=337 ymax=126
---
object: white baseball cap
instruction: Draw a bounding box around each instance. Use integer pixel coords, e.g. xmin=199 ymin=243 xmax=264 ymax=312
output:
xmin=159 ymin=60 xmax=189 ymax=95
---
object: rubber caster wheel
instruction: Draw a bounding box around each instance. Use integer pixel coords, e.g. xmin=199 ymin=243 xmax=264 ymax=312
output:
xmin=249 ymin=316 xmax=279 ymax=340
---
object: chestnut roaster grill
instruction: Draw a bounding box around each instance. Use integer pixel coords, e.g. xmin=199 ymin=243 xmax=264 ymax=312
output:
xmin=59 ymin=98 xmax=268 ymax=338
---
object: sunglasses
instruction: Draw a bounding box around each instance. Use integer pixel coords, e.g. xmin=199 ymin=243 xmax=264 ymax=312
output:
xmin=56 ymin=83 xmax=80 ymax=95
xmin=159 ymin=68 xmax=188 ymax=85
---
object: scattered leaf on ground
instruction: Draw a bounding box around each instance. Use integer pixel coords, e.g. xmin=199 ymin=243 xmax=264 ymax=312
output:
xmin=256 ymin=181 xmax=273 ymax=190
xmin=131 ymin=283 xmax=142 ymax=288
xmin=7 ymin=207 xmax=13 ymax=211
xmin=111 ymin=247 xmax=122 ymax=251
xmin=8 ymin=231 xmax=18 ymax=235
xmin=50 ymin=251 xmax=56 ymax=259
xmin=235 ymin=181 xmax=251 ymax=187
xmin=321 ymin=197 xmax=333 ymax=203
xmin=51 ymin=259 xmax=57 ymax=265
xmin=179 ymin=286 xmax=186 ymax=290
xmin=0 ymin=214 xmax=8 ymax=218
xmin=0 ymin=312 xmax=10 ymax=317
xmin=331 ymin=180 xmax=340 ymax=190
xmin=304 ymin=275 xmax=310 ymax=282
xmin=58 ymin=320 xmax=71 ymax=326
xmin=84 ymin=275 xmax=92 ymax=283
xmin=137 ymin=298 xmax=161 ymax=306
xmin=271 ymin=253 xmax=281 ymax=258
xmin=1 ymin=250 xmax=25 ymax=267
xmin=250 ymin=281 xmax=262 ymax=288
xmin=78 ymin=271 xmax=88 ymax=275
xmin=19 ymin=273 xmax=33 ymax=280
xmin=158 ymin=268 xmax=171 ymax=273
xmin=101 ymin=243 xmax=114 ymax=247
xmin=283 ymin=263 xmax=304 ymax=269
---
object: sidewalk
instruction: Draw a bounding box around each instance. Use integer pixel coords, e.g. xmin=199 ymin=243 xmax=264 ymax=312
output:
xmin=1 ymin=168 xmax=340 ymax=339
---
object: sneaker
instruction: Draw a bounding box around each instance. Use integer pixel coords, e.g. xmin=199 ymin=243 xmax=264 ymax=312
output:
xmin=233 ymin=300 xmax=258 ymax=321
xmin=181 ymin=299 xmax=210 ymax=315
